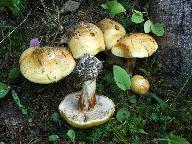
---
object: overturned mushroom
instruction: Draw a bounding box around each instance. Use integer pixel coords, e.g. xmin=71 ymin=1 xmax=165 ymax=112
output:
xmin=19 ymin=47 xmax=76 ymax=84
xmin=59 ymin=55 xmax=115 ymax=128
xmin=111 ymin=33 xmax=158 ymax=72
xmin=59 ymin=22 xmax=114 ymax=128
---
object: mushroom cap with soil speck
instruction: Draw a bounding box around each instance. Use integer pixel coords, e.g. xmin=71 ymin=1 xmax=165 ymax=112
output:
xmin=19 ymin=47 xmax=76 ymax=84
xmin=59 ymin=91 xmax=115 ymax=128
xmin=68 ymin=22 xmax=105 ymax=59
xmin=111 ymin=33 xmax=158 ymax=58
xmin=131 ymin=75 xmax=150 ymax=95
xmin=97 ymin=18 xmax=126 ymax=50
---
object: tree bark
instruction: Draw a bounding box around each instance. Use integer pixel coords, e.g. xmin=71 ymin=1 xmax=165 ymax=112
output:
xmin=149 ymin=0 xmax=192 ymax=85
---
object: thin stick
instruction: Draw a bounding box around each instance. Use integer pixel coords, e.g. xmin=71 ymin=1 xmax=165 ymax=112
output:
xmin=0 ymin=10 xmax=32 ymax=44
xmin=177 ymin=74 xmax=192 ymax=96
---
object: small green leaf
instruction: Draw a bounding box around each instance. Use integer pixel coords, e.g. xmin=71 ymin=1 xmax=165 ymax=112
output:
xmin=67 ymin=129 xmax=75 ymax=142
xmin=116 ymin=107 xmax=130 ymax=122
xmin=48 ymin=134 xmax=59 ymax=142
xmin=8 ymin=66 xmax=20 ymax=79
xmin=51 ymin=112 xmax=62 ymax=126
xmin=129 ymin=95 xmax=137 ymax=104
xmin=12 ymin=90 xmax=28 ymax=115
xmin=101 ymin=3 xmax=108 ymax=9
xmin=131 ymin=10 xmax=144 ymax=24
xmin=101 ymin=0 xmax=126 ymax=17
xmin=151 ymin=23 xmax=165 ymax=36
xmin=144 ymin=20 xmax=152 ymax=33
xmin=28 ymin=118 xmax=33 ymax=123
xmin=113 ymin=65 xmax=131 ymax=91
xmin=0 ymin=82 xmax=10 ymax=99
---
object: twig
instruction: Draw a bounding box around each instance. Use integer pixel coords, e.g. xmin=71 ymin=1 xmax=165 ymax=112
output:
xmin=177 ymin=74 xmax=192 ymax=96
xmin=0 ymin=10 xmax=32 ymax=44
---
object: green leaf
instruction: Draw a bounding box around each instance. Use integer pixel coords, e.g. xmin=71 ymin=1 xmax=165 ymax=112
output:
xmin=144 ymin=20 xmax=152 ymax=33
xmin=48 ymin=134 xmax=59 ymax=142
xmin=12 ymin=90 xmax=28 ymax=115
xmin=8 ymin=66 xmax=20 ymax=79
xmin=51 ymin=112 xmax=62 ymax=126
xmin=131 ymin=10 xmax=144 ymax=24
xmin=0 ymin=0 xmax=21 ymax=16
xmin=157 ymin=134 xmax=190 ymax=144
xmin=101 ymin=3 xmax=108 ymax=9
xmin=67 ymin=129 xmax=75 ymax=142
xmin=113 ymin=65 xmax=131 ymax=91
xmin=101 ymin=0 xmax=126 ymax=17
xmin=0 ymin=82 xmax=10 ymax=99
xmin=167 ymin=134 xmax=190 ymax=144
xmin=116 ymin=107 xmax=130 ymax=122
xmin=129 ymin=95 xmax=137 ymax=104
xmin=151 ymin=23 xmax=165 ymax=36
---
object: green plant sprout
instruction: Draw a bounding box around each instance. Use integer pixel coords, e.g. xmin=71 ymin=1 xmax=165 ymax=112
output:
xmin=67 ymin=129 xmax=75 ymax=144
xmin=113 ymin=65 xmax=131 ymax=91
xmin=101 ymin=0 xmax=126 ymax=17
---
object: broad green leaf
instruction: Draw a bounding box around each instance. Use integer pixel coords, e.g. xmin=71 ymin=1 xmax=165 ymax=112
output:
xmin=8 ymin=66 xmax=20 ymax=79
xmin=131 ymin=10 xmax=144 ymax=24
xmin=12 ymin=90 xmax=28 ymax=115
xmin=157 ymin=134 xmax=190 ymax=144
xmin=116 ymin=107 xmax=130 ymax=122
xmin=67 ymin=129 xmax=75 ymax=142
xmin=101 ymin=0 xmax=126 ymax=17
xmin=151 ymin=23 xmax=165 ymax=36
xmin=144 ymin=20 xmax=152 ymax=33
xmin=167 ymin=134 xmax=190 ymax=144
xmin=113 ymin=65 xmax=131 ymax=91
xmin=0 ymin=82 xmax=10 ymax=99
xmin=48 ymin=134 xmax=59 ymax=142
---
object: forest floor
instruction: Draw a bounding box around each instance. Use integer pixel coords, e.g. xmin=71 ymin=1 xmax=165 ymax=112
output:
xmin=0 ymin=0 xmax=192 ymax=143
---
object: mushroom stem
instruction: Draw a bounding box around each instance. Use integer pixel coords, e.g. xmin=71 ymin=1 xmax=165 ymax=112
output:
xmin=125 ymin=58 xmax=136 ymax=73
xmin=79 ymin=79 xmax=96 ymax=111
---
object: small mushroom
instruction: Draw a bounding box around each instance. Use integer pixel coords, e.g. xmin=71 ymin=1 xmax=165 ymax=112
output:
xmin=111 ymin=33 xmax=158 ymax=72
xmin=97 ymin=18 xmax=126 ymax=50
xmin=59 ymin=22 xmax=115 ymax=128
xmin=19 ymin=46 xmax=76 ymax=84
xmin=131 ymin=75 xmax=150 ymax=95
xmin=68 ymin=22 xmax=105 ymax=59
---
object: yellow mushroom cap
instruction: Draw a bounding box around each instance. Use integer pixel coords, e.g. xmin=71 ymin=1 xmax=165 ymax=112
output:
xmin=111 ymin=33 xmax=158 ymax=58
xmin=131 ymin=75 xmax=150 ymax=95
xmin=97 ymin=18 xmax=126 ymax=50
xmin=68 ymin=22 xmax=105 ymax=59
xmin=19 ymin=47 xmax=76 ymax=84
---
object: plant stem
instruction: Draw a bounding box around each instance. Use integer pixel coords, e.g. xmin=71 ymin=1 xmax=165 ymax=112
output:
xmin=79 ymin=79 xmax=96 ymax=111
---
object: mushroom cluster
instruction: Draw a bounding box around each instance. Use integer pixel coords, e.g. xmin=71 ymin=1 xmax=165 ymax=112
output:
xmin=59 ymin=22 xmax=115 ymax=128
xmin=19 ymin=18 xmax=158 ymax=128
